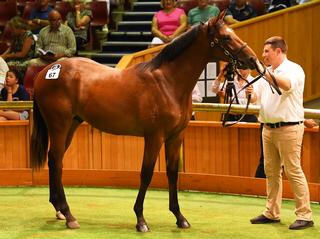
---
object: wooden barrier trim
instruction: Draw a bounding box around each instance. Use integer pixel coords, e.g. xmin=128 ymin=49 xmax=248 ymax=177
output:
xmin=1 ymin=169 xmax=319 ymax=201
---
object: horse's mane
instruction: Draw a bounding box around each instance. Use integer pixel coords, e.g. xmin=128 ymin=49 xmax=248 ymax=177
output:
xmin=137 ymin=25 xmax=200 ymax=71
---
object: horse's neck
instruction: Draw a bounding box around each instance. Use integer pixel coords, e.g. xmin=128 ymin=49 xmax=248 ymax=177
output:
xmin=163 ymin=36 xmax=210 ymax=100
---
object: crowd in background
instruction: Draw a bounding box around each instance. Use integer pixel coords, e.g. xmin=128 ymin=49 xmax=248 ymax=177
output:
xmin=0 ymin=0 xmax=315 ymax=121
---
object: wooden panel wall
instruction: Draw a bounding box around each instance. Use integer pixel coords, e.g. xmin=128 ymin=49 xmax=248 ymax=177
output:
xmin=0 ymin=121 xmax=30 ymax=169
xmin=1 ymin=121 xmax=320 ymax=200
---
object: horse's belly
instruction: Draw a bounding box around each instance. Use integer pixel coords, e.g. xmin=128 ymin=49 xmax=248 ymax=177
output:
xmin=84 ymin=114 xmax=144 ymax=137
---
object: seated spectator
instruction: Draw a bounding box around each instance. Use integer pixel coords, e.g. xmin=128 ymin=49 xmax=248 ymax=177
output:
xmin=191 ymin=82 xmax=202 ymax=120
xmin=211 ymin=62 xmax=258 ymax=122
xmin=267 ymin=0 xmax=291 ymax=13
xmin=225 ymin=0 xmax=256 ymax=22
xmin=188 ymin=0 xmax=220 ymax=27
xmin=297 ymin=0 xmax=311 ymax=3
xmin=151 ymin=0 xmax=187 ymax=45
xmin=0 ymin=57 xmax=9 ymax=91
xmin=29 ymin=10 xmax=76 ymax=66
xmin=66 ymin=0 xmax=92 ymax=51
xmin=0 ymin=69 xmax=30 ymax=121
xmin=27 ymin=0 xmax=54 ymax=35
xmin=0 ymin=17 xmax=35 ymax=80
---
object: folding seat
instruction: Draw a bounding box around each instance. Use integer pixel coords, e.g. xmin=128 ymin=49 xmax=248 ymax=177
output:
xmin=23 ymin=65 xmax=45 ymax=99
xmin=88 ymin=1 xmax=109 ymax=28
xmin=0 ymin=1 xmax=18 ymax=29
xmin=209 ymin=0 xmax=231 ymax=11
xmin=54 ymin=1 xmax=72 ymax=21
xmin=247 ymin=0 xmax=266 ymax=16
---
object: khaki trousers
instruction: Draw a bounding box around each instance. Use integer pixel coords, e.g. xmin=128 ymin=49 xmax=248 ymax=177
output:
xmin=262 ymin=123 xmax=312 ymax=221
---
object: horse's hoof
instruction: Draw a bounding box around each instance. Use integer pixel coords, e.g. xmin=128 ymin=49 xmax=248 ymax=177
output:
xmin=56 ymin=211 xmax=66 ymax=220
xmin=176 ymin=220 xmax=191 ymax=229
xmin=66 ymin=220 xmax=80 ymax=229
xmin=136 ymin=223 xmax=149 ymax=232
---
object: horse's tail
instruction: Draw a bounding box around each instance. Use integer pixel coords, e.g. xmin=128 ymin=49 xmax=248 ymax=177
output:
xmin=30 ymin=99 xmax=48 ymax=170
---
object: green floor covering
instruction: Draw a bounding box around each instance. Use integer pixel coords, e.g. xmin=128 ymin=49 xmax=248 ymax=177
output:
xmin=0 ymin=187 xmax=319 ymax=239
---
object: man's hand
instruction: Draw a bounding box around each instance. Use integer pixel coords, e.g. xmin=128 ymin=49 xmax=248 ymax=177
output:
xmin=245 ymin=85 xmax=254 ymax=97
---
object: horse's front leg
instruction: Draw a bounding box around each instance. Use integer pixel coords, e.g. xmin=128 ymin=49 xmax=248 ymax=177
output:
xmin=165 ymin=132 xmax=190 ymax=229
xmin=134 ymin=133 xmax=163 ymax=232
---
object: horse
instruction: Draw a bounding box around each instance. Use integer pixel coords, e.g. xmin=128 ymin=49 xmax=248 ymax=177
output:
xmin=30 ymin=11 xmax=258 ymax=232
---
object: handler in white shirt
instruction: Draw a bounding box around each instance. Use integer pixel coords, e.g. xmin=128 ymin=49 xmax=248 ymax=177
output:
xmin=248 ymin=36 xmax=313 ymax=230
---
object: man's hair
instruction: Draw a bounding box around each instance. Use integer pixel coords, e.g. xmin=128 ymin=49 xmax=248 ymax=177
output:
xmin=264 ymin=36 xmax=288 ymax=53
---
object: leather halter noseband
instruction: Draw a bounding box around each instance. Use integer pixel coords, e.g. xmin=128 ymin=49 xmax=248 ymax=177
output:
xmin=208 ymin=22 xmax=248 ymax=66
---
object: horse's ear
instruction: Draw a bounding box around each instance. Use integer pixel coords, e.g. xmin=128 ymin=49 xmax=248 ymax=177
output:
xmin=218 ymin=10 xmax=227 ymax=21
xmin=208 ymin=15 xmax=219 ymax=28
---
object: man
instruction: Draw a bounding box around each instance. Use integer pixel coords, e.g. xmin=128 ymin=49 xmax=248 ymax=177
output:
xmin=27 ymin=0 xmax=53 ymax=35
xmin=226 ymin=0 xmax=256 ymax=22
xmin=30 ymin=10 xmax=76 ymax=66
xmin=188 ymin=0 xmax=220 ymax=27
xmin=247 ymin=36 xmax=313 ymax=230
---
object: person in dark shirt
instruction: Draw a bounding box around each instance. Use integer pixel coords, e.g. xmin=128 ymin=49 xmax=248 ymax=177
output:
xmin=226 ymin=0 xmax=256 ymax=22
xmin=267 ymin=0 xmax=291 ymax=13
xmin=27 ymin=0 xmax=53 ymax=34
xmin=0 ymin=69 xmax=30 ymax=120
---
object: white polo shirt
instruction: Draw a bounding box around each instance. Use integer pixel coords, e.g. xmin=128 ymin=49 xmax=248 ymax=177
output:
xmin=256 ymin=58 xmax=305 ymax=123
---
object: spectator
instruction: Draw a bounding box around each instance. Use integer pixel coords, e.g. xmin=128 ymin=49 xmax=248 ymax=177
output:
xmin=29 ymin=10 xmax=76 ymax=66
xmin=211 ymin=62 xmax=258 ymax=122
xmin=226 ymin=0 xmax=256 ymax=22
xmin=0 ymin=57 xmax=9 ymax=91
xmin=188 ymin=0 xmax=220 ymax=27
xmin=27 ymin=0 xmax=54 ymax=35
xmin=66 ymin=0 xmax=92 ymax=51
xmin=151 ymin=0 xmax=187 ymax=45
xmin=296 ymin=0 xmax=311 ymax=4
xmin=191 ymin=83 xmax=202 ymax=120
xmin=0 ymin=69 xmax=29 ymax=121
xmin=0 ymin=17 xmax=35 ymax=80
xmin=267 ymin=0 xmax=291 ymax=13
xmin=249 ymin=36 xmax=313 ymax=230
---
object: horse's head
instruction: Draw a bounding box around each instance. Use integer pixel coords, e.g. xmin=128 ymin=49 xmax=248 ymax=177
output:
xmin=204 ymin=11 xmax=257 ymax=69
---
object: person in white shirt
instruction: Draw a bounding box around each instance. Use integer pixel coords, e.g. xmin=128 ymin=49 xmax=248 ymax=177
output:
xmin=248 ymin=36 xmax=313 ymax=230
xmin=211 ymin=62 xmax=258 ymax=122
xmin=0 ymin=57 xmax=9 ymax=91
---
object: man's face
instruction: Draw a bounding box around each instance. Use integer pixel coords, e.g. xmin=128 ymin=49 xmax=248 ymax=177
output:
xmin=49 ymin=14 xmax=61 ymax=30
xmin=262 ymin=44 xmax=278 ymax=66
xmin=38 ymin=0 xmax=48 ymax=8
xmin=198 ymin=0 xmax=208 ymax=8
xmin=236 ymin=0 xmax=246 ymax=8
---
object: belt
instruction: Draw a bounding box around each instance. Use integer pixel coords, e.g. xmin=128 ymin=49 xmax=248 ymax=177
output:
xmin=265 ymin=121 xmax=303 ymax=129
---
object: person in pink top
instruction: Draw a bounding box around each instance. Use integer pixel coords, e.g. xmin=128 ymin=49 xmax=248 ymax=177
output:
xmin=151 ymin=0 xmax=187 ymax=45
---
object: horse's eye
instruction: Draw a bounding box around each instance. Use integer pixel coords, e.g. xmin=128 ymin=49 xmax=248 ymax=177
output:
xmin=223 ymin=36 xmax=232 ymax=42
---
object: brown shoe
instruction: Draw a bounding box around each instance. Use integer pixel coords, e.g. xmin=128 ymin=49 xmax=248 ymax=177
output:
xmin=289 ymin=220 xmax=314 ymax=230
xmin=250 ymin=214 xmax=280 ymax=224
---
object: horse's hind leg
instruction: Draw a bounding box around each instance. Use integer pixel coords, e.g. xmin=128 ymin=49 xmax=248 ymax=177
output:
xmin=53 ymin=117 xmax=83 ymax=221
xmin=165 ymin=132 xmax=190 ymax=229
xmin=134 ymin=133 xmax=164 ymax=232
xmin=48 ymin=118 xmax=81 ymax=229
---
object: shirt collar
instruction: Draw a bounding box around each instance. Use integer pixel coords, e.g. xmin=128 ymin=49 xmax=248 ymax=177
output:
xmin=49 ymin=24 xmax=62 ymax=33
xmin=273 ymin=57 xmax=288 ymax=74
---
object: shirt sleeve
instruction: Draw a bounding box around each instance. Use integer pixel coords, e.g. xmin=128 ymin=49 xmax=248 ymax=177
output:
xmin=35 ymin=29 xmax=45 ymax=57
xmin=64 ymin=27 xmax=77 ymax=57
xmin=211 ymin=79 xmax=223 ymax=93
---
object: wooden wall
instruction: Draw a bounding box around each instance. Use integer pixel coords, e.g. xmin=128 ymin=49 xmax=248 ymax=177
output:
xmin=1 ymin=120 xmax=320 ymax=201
xmin=117 ymin=1 xmax=320 ymax=102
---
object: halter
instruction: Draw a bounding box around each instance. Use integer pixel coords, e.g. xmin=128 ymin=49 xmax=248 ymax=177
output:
xmin=210 ymin=37 xmax=248 ymax=67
